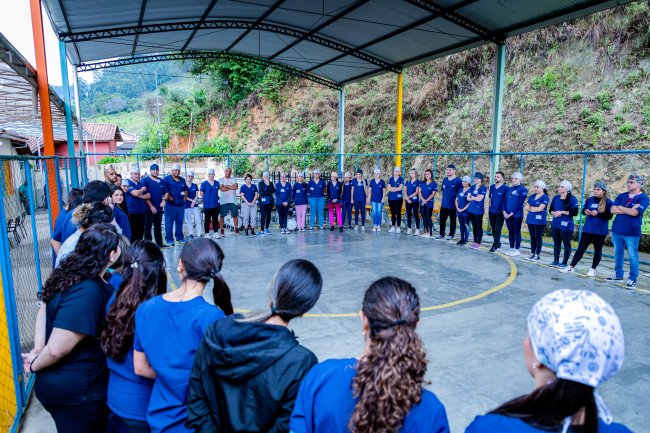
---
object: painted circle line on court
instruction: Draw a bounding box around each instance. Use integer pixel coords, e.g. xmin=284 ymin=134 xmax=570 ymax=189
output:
xmin=230 ymin=253 xmax=518 ymax=318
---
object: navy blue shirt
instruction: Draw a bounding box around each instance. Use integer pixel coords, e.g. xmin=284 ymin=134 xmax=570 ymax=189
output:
xmin=184 ymin=183 xmax=199 ymax=209
xmin=466 ymin=414 xmax=631 ymax=433
xmin=582 ymin=196 xmax=613 ymax=236
xmin=240 ymin=183 xmax=258 ymax=203
xmin=351 ymin=178 xmax=367 ymax=202
xmin=456 ymin=187 xmax=471 ymax=215
xmin=308 ymin=179 xmax=326 ymax=198
xmin=420 ymin=181 xmax=438 ymax=209
xmin=405 ymin=179 xmax=420 ymax=202
xmin=126 ymin=179 xmax=148 ymax=214
xmin=468 ymin=185 xmax=487 ymax=215
xmin=489 ymin=184 xmax=508 ymax=214
xmin=275 ymin=182 xmax=292 ymax=204
xmin=293 ymin=182 xmax=308 ymax=205
xmin=387 ymin=176 xmax=404 ymax=201
xmin=60 ymin=211 xmax=76 ymax=243
xmin=327 ymin=180 xmax=342 ymax=202
xmin=200 ymin=180 xmax=220 ymax=209
xmin=342 ymin=181 xmax=353 ymax=202
xmin=142 ymin=176 xmax=167 ymax=211
xmin=441 ymin=177 xmax=463 ymax=209
xmin=611 ymin=192 xmax=649 ymax=237
xmin=504 ymin=185 xmax=528 ymax=218
xmin=526 ymin=194 xmax=550 ymax=225
xmin=549 ymin=194 xmax=580 ymax=232
xmin=369 ymin=179 xmax=386 ymax=203
xmin=113 ymin=206 xmax=131 ymax=240
xmin=163 ymin=175 xmax=187 ymax=207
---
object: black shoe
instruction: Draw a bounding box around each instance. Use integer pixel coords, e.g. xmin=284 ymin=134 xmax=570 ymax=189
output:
xmin=158 ymin=243 xmax=170 ymax=249
xmin=606 ymin=276 xmax=624 ymax=281
xmin=330 ymin=226 xmax=335 ymax=231
xmin=489 ymin=246 xmax=497 ymax=253
xmin=339 ymin=227 xmax=344 ymax=232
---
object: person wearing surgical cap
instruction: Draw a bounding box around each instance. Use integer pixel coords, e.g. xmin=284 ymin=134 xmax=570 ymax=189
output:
xmin=563 ymin=181 xmax=613 ymax=277
xmin=466 ymin=172 xmax=487 ymax=249
xmin=184 ymin=171 xmax=201 ymax=240
xmin=524 ymin=180 xmax=550 ymax=261
xmin=200 ymin=168 xmax=221 ymax=238
xmin=369 ymin=168 xmax=386 ymax=232
xmin=465 ymin=289 xmax=630 ymax=433
xmin=342 ymin=172 xmax=354 ymax=230
xmin=503 ymin=173 xmax=528 ymax=257
xmin=387 ymin=166 xmax=405 ymax=233
xmin=293 ymin=172 xmax=309 ymax=231
xmin=607 ymin=174 xmax=649 ymax=288
xmin=258 ymin=172 xmax=275 ymax=236
xmin=549 ymin=180 xmax=580 ymax=268
xmin=455 ymin=176 xmax=472 ymax=246
xmin=125 ymin=165 xmax=153 ymax=241
xmin=308 ymin=169 xmax=327 ymax=231
xmin=162 ymin=163 xmax=188 ymax=245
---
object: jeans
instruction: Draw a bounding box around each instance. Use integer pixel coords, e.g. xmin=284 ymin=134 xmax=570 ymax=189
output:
xmin=421 ymin=206 xmax=433 ymax=234
xmin=388 ymin=199 xmax=403 ymax=227
xmin=371 ymin=201 xmax=383 ymax=226
xmin=328 ymin=203 xmax=342 ymax=227
xmin=505 ymin=216 xmax=523 ymax=249
xmin=184 ymin=206 xmax=201 ymax=237
xmin=342 ymin=201 xmax=353 ymax=226
xmin=405 ymin=201 xmax=420 ymax=229
xmin=570 ymin=232 xmax=606 ymax=269
xmin=354 ymin=201 xmax=366 ymax=226
xmin=203 ymin=207 xmax=220 ymax=234
xmin=260 ymin=203 xmax=273 ymax=229
xmin=611 ymin=233 xmax=640 ymax=281
xmin=296 ymin=204 xmax=307 ymax=229
xmin=439 ymin=207 xmax=457 ymax=237
xmin=470 ymin=213 xmax=484 ymax=244
xmin=308 ymin=197 xmax=325 ymax=228
xmin=144 ymin=210 xmax=163 ymax=245
xmin=458 ymin=213 xmax=471 ymax=242
xmin=165 ymin=205 xmax=185 ymax=243
xmin=551 ymin=227 xmax=572 ymax=264
xmin=528 ymin=223 xmax=545 ymax=255
xmin=488 ymin=211 xmax=505 ymax=248
xmin=277 ymin=204 xmax=289 ymax=229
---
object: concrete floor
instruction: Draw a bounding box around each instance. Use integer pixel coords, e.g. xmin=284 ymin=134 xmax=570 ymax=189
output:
xmin=21 ymin=227 xmax=649 ymax=433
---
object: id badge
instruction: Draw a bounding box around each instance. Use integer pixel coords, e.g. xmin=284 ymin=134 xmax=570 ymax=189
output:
xmin=561 ymin=221 xmax=568 ymax=227
xmin=535 ymin=215 xmax=542 ymax=220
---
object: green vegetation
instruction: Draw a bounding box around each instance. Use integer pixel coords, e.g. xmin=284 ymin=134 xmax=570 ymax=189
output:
xmin=97 ymin=156 xmax=122 ymax=165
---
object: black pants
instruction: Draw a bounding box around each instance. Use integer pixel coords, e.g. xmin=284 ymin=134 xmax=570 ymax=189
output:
xmin=204 ymin=207 xmax=220 ymax=233
xmin=570 ymin=232 xmax=606 ymax=268
xmin=470 ymin=213 xmax=484 ymax=244
xmin=422 ymin=206 xmax=433 ymax=234
xmin=354 ymin=201 xmax=366 ymax=226
xmin=277 ymin=204 xmax=289 ymax=229
xmin=506 ymin=216 xmax=523 ymax=249
xmin=129 ymin=213 xmax=145 ymax=241
xmin=260 ymin=204 xmax=273 ymax=229
xmin=43 ymin=400 xmax=108 ymax=433
xmin=342 ymin=201 xmax=353 ymax=226
xmin=528 ymin=224 xmax=545 ymax=255
xmin=144 ymin=210 xmax=163 ymax=245
xmin=388 ymin=199 xmax=403 ymax=227
xmin=551 ymin=227 xmax=573 ymax=264
xmin=488 ymin=212 xmax=504 ymax=248
xmin=439 ymin=207 xmax=457 ymax=237
xmin=405 ymin=201 xmax=420 ymax=229
xmin=108 ymin=411 xmax=150 ymax=433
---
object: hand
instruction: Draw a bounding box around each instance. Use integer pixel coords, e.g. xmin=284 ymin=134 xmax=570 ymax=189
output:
xmin=160 ymin=200 xmax=166 ymax=208
xmin=141 ymin=187 xmax=147 ymax=192
xmin=283 ymin=202 xmax=288 ymax=206
xmin=633 ymin=204 xmax=640 ymax=209
xmin=22 ymin=350 xmax=38 ymax=373
xmin=150 ymin=206 xmax=157 ymax=214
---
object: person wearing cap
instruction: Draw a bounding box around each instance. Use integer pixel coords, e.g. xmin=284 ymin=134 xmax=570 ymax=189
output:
xmin=326 ymin=171 xmax=344 ymax=232
xmin=308 ymin=169 xmax=327 ymax=231
xmin=219 ymin=167 xmax=240 ymax=237
xmin=351 ymin=170 xmax=368 ymax=231
xmin=369 ymin=168 xmax=386 ymax=232
xmin=419 ymin=169 xmax=438 ymax=238
xmin=524 ymin=180 xmax=550 ymax=262
xmin=126 ymin=166 xmax=154 ymax=241
xmin=436 ymin=164 xmax=463 ymax=241
xmin=200 ymin=169 xmax=221 ymax=238
xmin=404 ymin=169 xmax=421 ymax=236
xmin=466 ymin=172 xmax=487 ymax=249
xmin=607 ymin=174 xmax=649 ymax=288
xmin=276 ymin=173 xmax=292 ymax=234
xmin=455 ymin=176 xmax=472 ymax=246
xmin=342 ymin=172 xmax=353 ymax=230
xmin=184 ymin=171 xmax=201 ymax=240
xmin=142 ymin=163 xmax=168 ymax=248
xmin=240 ymin=174 xmax=259 ymax=236
xmin=503 ymin=173 xmax=528 ymax=257
xmin=465 ymin=289 xmax=629 ymax=433
xmin=120 ymin=178 xmax=130 ymax=195
xmin=549 ymin=180 xmax=580 ymax=268
xmin=293 ymin=172 xmax=309 ymax=232
xmin=258 ymin=172 xmax=275 ymax=236
xmin=488 ymin=171 xmax=508 ymax=253
xmin=387 ymin=166 xmax=405 ymax=233
xmin=163 ymin=163 xmax=188 ymax=245
xmin=562 ymin=181 xmax=613 ymax=276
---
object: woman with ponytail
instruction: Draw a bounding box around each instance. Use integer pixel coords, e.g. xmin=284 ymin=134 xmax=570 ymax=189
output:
xmin=186 ymin=259 xmax=322 ymax=433
xmin=102 ymin=240 xmax=167 ymax=433
xmin=290 ymin=277 xmax=449 ymax=433
xmin=133 ymin=238 xmax=233 ymax=433
xmin=466 ymin=289 xmax=630 ymax=433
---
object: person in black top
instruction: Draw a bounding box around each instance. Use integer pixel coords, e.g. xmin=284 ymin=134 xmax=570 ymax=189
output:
xmin=186 ymin=259 xmax=323 ymax=433
xmin=258 ymin=172 xmax=275 ymax=236
xmin=23 ymin=223 xmax=122 ymax=433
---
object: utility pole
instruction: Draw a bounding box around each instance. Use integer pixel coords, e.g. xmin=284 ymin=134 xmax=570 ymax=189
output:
xmin=155 ymin=70 xmax=163 ymax=169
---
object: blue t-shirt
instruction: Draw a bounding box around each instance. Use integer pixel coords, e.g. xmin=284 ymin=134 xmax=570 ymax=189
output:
xmin=369 ymin=179 xmax=386 ymax=203
xmin=387 ymin=176 xmax=404 ymax=201
xmin=456 ymin=187 xmax=471 ymax=215
xmin=465 ymin=413 xmax=632 ymax=433
xmin=342 ymin=181 xmax=353 ymax=203
xmin=405 ymin=179 xmax=420 ymax=202
xmin=126 ymin=179 xmax=148 ymax=214
xmin=293 ymin=182 xmax=308 ymax=205
xmin=142 ymin=176 xmax=167 ymax=211
xmin=526 ymin=194 xmax=550 ymax=225
xmin=113 ymin=206 xmax=131 ymax=240
xmin=468 ymin=185 xmax=487 ymax=215
xmin=60 ymin=210 xmax=76 ymax=243
xmin=240 ymin=183 xmax=258 ymax=203
xmin=308 ymin=179 xmax=326 ymax=198
xmin=504 ymin=185 xmax=528 ymax=218
xmin=184 ymin=183 xmax=198 ymax=209
xmin=582 ymin=196 xmax=613 ymax=236
xmin=351 ymin=178 xmax=367 ymax=202
xmin=134 ymin=296 xmax=224 ymax=433
xmin=290 ymin=358 xmax=450 ymax=433
xmin=489 ymin=184 xmax=508 ymax=214
xmin=200 ymin=180 xmax=220 ymax=209
xmin=276 ymin=182 xmax=292 ymax=204
xmin=420 ymin=181 xmax=438 ymax=209
xmin=163 ymin=175 xmax=187 ymax=207
xmin=550 ymin=194 xmax=580 ymax=232
xmin=441 ymin=177 xmax=463 ymax=209
xmin=52 ymin=208 xmax=69 ymax=267
xmin=611 ymin=192 xmax=649 ymax=237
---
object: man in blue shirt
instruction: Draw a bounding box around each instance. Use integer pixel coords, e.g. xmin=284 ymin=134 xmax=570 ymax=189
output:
xmin=488 ymin=171 xmax=508 ymax=253
xmin=126 ymin=166 xmax=154 ymax=241
xmin=436 ymin=164 xmax=463 ymax=241
xmin=163 ymin=163 xmax=188 ymax=245
xmin=607 ymin=175 xmax=648 ymax=288
xmin=142 ymin=164 xmax=168 ymax=248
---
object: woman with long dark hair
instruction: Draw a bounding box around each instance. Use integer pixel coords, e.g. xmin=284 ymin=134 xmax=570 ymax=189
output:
xmin=111 ymin=184 xmax=132 ymax=240
xmin=24 ymin=223 xmax=121 ymax=433
xmin=258 ymin=172 xmax=275 ymax=236
xmin=455 ymin=176 xmax=472 ymax=246
xmin=466 ymin=172 xmax=487 ymax=249
xmin=466 ymin=289 xmax=629 ymax=433
xmin=133 ymin=238 xmax=233 ymax=433
xmin=549 ymin=180 xmax=580 ymax=268
xmin=404 ymin=169 xmax=421 ymax=236
xmin=419 ymin=169 xmax=438 ymax=238
xmin=187 ymin=259 xmax=323 ymax=432
xmin=290 ymin=276 xmax=449 ymax=433
xmin=102 ymin=240 xmax=167 ymax=433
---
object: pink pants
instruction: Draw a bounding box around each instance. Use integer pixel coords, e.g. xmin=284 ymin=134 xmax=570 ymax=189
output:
xmin=295 ymin=204 xmax=307 ymax=229
xmin=328 ymin=203 xmax=342 ymax=227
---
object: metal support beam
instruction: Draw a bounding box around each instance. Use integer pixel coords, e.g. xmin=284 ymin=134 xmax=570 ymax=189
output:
xmin=490 ymin=43 xmax=506 ymax=181
xmin=225 ymin=0 xmax=285 ymax=52
xmin=396 ymin=72 xmax=403 ymax=170
xmin=73 ymin=69 xmax=85 ymax=182
xmin=59 ymin=41 xmax=78 ymax=187
xmin=338 ymin=87 xmax=345 ymax=175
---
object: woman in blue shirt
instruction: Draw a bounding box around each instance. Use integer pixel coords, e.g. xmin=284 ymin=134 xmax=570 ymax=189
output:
xmin=240 ymin=174 xmax=259 ymax=236
xmin=549 ymin=180 xmax=580 ymax=268
xmin=258 ymin=172 xmax=275 ymax=236
xmin=133 ymin=238 xmax=233 ymax=433
xmin=418 ymin=169 xmax=438 ymax=238
xmin=369 ymin=168 xmax=386 ymax=232
xmin=290 ymin=276 xmax=450 ymax=433
xmin=467 ymin=172 xmax=487 ymax=249
xmin=342 ymin=172 xmax=353 ymax=230
xmin=387 ymin=167 xmax=405 ymax=233
xmin=404 ymin=169 xmax=421 ymax=236
xmin=503 ymin=173 xmax=528 ymax=257
xmin=199 ymin=169 xmax=220 ymax=238
xmin=276 ymin=172 xmax=292 ymax=234
xmin=351 ymin=170 xmax=368 ymax=231
xmin=455 ymin=176 xmax=472 ymax=246
xmin=308 ymin=169 xmax=327 ymax=231
xmin=293 ymin=172 xmax=309 ymax=232
xmin=524 ymin=180 xmax=550 ymax=262
xmin=184 ymin=172 xmax=201 ymax=240
xmin=102 ymin=240 xmax=167 ymax=433
xmin=563 ymin=182 xmax=613 ymax=277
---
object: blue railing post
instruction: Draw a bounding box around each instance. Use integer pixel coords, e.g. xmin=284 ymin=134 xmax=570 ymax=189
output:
xmin=433 ymin=154 xmax=437 ymax=180
xmin=471 ymin=154 xmax=475 ymax=177
xmin=43 ymin=160 xmax=53 ymax=234
xmin=303 ymin=155 xmax=307 ymax=172
xmin=24 ymin=162 xmax=44 ymax=291
xmin=53 ymin=157 xmax=64 ymax=210
xmin=377 ymin=155 xmax=380 ymax=170
xmin=355 ymin=155 xmax=359 ymax=172
xmin=136 ymin=154 xmax=140 ymax=171
xmin=578 ymin=154 xmax=588 ymax=242
xmin=226 ymin=154 xmax=231 ymax=168
xmin=183 ymin=155 xmax=188 ymax=175
xmin=519 ymin=155 xmax=524 ymax=174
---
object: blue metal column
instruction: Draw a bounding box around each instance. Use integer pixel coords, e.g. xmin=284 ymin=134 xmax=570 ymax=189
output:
xmin=72 ymin=69 xmax=86 ymax=179
xmin=338 ymin=87 xmax=345 ymax=175
xmin=24 ymin=162 xmax=44 ymax=291
xmin=59 ymin=42 xmax=79 ymax=187
xmin=490 ymin=43 xmax=506 ymax=181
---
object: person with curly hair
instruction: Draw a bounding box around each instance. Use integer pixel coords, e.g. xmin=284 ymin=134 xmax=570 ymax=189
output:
xmin=290 ymin=276 xmax=450 ymax=433
xmin=23 ymin=223 xmax=122 ymax=433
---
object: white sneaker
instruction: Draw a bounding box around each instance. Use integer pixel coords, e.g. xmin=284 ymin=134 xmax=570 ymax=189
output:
xmin=388 ymin=226 xmax=395 ymax=233
xmin=509 ymin=249 xmax=521 ymax=257
xmin=361 ymin=226 xmax=366 ymax=232
xmin=414 ymin=229 xmax=420 ymax=236
xmin=561 ymin=266 xmax=575 ymax=273
xmin=377 ymin=226 xmax=381 ymax=232
xmin=354 ymin=225 xmax=358 ymax=231
xmin=395 ymin=228 xmax=401 ymax=234
xmin=586 ymin=268 xmax=597 ymax=277
xmin=405 ymin=228 xmax=411 ymax=235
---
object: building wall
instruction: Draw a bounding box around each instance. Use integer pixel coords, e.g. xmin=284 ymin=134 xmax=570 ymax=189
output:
xmin=56 ymin=140 xmax=116 ymax=165
xmin=0 ymin=138 xmax=19 ymax=156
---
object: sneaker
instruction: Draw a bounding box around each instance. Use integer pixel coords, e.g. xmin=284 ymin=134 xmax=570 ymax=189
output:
xmin=234 ymin=230 xmax=240 ymax=236
xmin=377 ymin=226 xmax=381 ymax=232
xmin=330 ymin=226 xmax=335 ymax=232
xmin=349 ymin=225 xmax=353 ymax=230
xmin=309 ymin=227 xmax=314 ymax=232
xmin=414 ymin=229 xmax=420 ymax=236
xmin=361 ymin=226 xmax=366 ymax=232
xmin=354 ymin=225 xmax=359 ymax=231
xmin=470 ymin=243 xmax=480 ymax=249
xmin=388 ymin=227 xmax=395 ymax=233
xmin=395 ymin=228 xmax=402 ymax=234
xmin=561 ymin=266 xmax=575 ymax=273
xmin=626 ymin=280 xmax=637 ymax=289
xmin=339 ymin=227 xmax=343 ymax=233
xmin=532 ymin=255 xmax=541 ymax=262
xmin=510 ymin=250 xmax=521 ymax=257
xmin=434 ymin=235 xmax=445 ymax=240
xmin=322 ymin=225 xmax=326 ymax=231
xmin=257 ymin=230 xmax=264 ymax=237
xmin=189 ymin=235 xmax=195 ymax=240
xmin=489 ymin=246 xmax=497 ymax=253
xmin=586 ymin=268 xmax=596 ymax=277
xmin=405 ymin=228 xmax=411 ymax=235
xmin=456 ymin=240 xmax=465 ymax=245
xmin=558 ymin=263 xmax=568 ymax=269
xmin=265 ymin=229 xmax=271 ymax=235
xmin=526 ymin=254 xmax=535 ymax=261
xmin=177 ymin=239 xmax=187 ymax=244
xmin=220 ymin=229 xmax=225 ymax=237
xmin=550 ymin=261 xmax=560 ymax=267
xmin=445 ymin=235 xmax=454 ymax=241
xmin=606 ymin=276 xmax=624 ymax=281
xmin=244 ymin=228 xmax=249 ymax=236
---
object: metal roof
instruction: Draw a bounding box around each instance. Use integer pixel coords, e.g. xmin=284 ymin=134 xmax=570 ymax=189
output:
xmin=43 ymin=0 xmax=633 ymax=87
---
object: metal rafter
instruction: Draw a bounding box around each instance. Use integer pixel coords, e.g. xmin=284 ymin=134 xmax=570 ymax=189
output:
xmin=75 ymin=51 xmax=342 ymax=90
xmin=225 ymin=0 xmax=285 ymax=52
xmin=55 ymin=0 xmax=80 ymax=62
xmin=59 ymin=20 xmax=399 ymax=73
xmin=180 ymin=0 xmax=219 ymax=51
xmin=131 ymin=0 xmax=149 ymax=56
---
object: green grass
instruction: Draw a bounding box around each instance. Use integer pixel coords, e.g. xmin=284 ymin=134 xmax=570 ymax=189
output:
xmin=89 ymin=110 xmax=152 ymax=135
